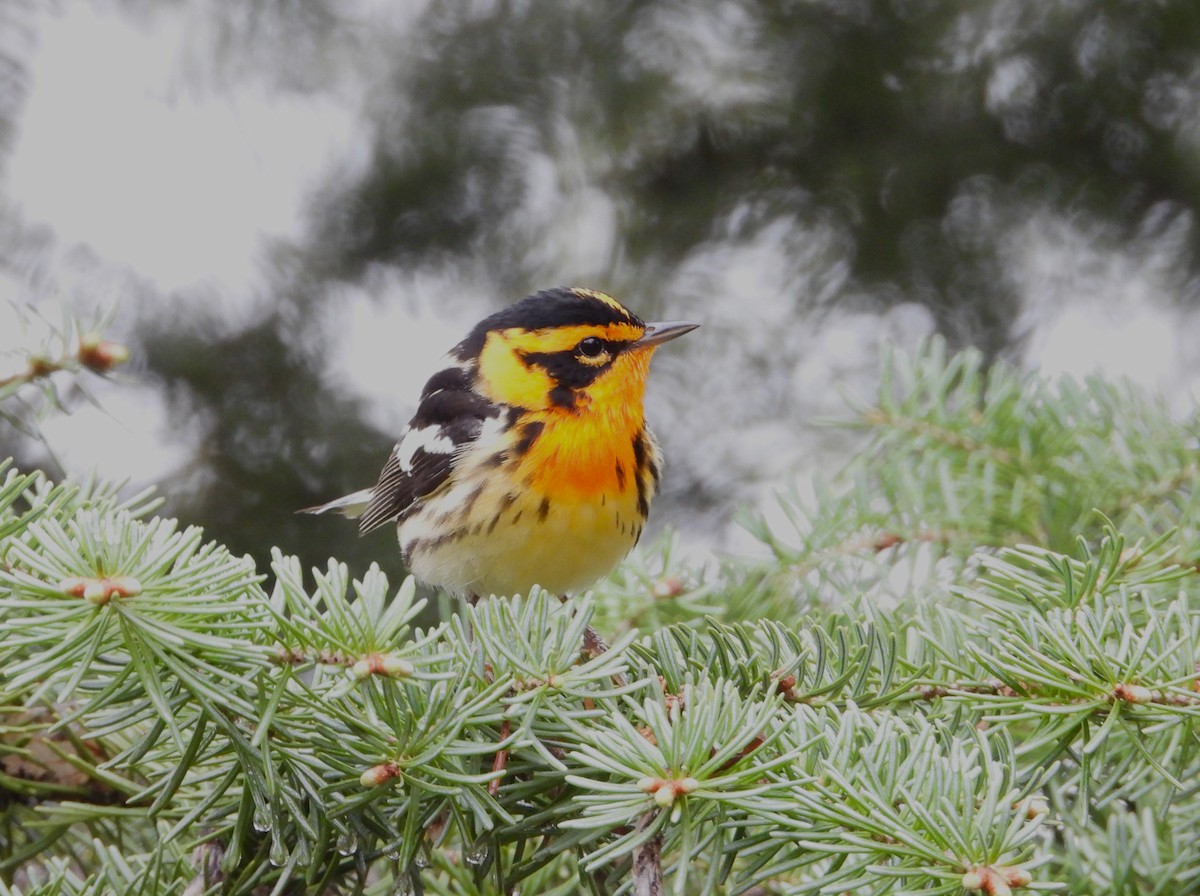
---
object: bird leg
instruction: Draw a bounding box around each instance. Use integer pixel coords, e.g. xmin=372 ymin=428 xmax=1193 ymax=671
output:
xmin=464 ymin=592 xmax=480 ymax=643
xmin=563 ymin=595 xmax=629 ymax=688
xmin=581 ymin=624 xmax=611 ymax=657
xmin=555 ymin=594 xmax=610 ymax=658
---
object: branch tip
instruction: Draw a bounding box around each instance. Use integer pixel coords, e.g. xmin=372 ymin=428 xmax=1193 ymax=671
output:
xmin=59 ymin=574 xmax=142 ymax=604
xmin=360 ymin=761 xmax=402 ymax=788
xmin=351 ymin=653 xmax=415 ymax=680
xmin=962 ymin=864 xmax=1032 ymax=895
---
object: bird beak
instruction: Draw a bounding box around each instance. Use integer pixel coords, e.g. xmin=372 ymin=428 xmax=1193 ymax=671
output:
xmin=633 ymin=320 xmax=700 ymax=349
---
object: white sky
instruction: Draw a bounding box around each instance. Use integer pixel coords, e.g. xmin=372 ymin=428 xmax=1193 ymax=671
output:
xmin=7 ymin=2 xmax=359 ymax=295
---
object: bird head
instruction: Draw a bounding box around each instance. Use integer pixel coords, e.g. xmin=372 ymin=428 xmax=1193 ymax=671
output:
xmin=455 ymin=287 xmax=697 ymax=414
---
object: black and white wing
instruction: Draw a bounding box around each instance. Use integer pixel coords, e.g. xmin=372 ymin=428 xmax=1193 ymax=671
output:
xmin=356 ymin=367 xmax=500 ymax=534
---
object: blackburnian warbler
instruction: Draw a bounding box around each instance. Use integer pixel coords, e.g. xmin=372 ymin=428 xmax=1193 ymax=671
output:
xmin=306 ymin=287 xmax=697 ymax=599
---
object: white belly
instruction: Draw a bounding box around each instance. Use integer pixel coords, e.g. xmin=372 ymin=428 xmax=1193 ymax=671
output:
xmin=398 ymin=483 xmax=642 ymax=598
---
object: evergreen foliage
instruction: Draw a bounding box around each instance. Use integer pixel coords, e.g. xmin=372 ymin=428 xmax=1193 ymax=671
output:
xmin=4 ymin=330 xmax=1200 ymax=894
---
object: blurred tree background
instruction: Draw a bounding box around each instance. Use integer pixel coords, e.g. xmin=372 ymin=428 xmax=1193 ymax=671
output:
xmin=2 ymin=0 xmax=1200 ymax=579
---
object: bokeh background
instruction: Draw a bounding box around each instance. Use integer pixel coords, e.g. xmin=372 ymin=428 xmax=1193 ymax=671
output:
xmin=3 ymin=0 xmax=1200 ymax=583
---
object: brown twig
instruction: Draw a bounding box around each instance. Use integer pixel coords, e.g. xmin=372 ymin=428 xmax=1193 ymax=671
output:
xmin=632 ymin=811 xmax=663 ymax=896
xmin=0 ymin=704 xmax=116 ymax=803
xmin=488 ymin=718 xmax=511 ymax=797
xmin=0 ymin=355 xmax=64 ymax=390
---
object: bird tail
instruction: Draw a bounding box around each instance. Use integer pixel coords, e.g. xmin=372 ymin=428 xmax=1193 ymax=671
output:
xmin=298 ymin=488 xmax=374 ymax=519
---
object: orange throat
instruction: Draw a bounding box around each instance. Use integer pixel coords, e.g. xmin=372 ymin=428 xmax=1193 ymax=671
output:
xmin=520 ymin=348 xmax=652 ymax=501
xmin=520 ymin=399 xmax=646 ymax=500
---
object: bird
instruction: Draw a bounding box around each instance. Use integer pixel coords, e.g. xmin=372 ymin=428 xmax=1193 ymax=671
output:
xmin=305 ymin=286 xmax=698 ymax=601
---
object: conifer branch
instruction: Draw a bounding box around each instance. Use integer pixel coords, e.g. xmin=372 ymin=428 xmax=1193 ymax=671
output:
xmin=7 ymin=337 xmax=1200 ymax=893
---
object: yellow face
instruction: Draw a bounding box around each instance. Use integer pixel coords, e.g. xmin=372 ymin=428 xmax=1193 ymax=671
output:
xmin=476 ymin=317 xmax=655 ymax=414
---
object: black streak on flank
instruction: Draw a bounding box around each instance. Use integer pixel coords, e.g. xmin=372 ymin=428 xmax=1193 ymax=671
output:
xmin=636 ymin=478 xmax=650 ymax=520
xmin=615 ymin=461 xmax=627 ymax=491
xmin=408 ymin=527 xmax=467 ymax=556
xmin=647 ymin=456 xmax=661 ymax=486
xmin=538 ymin=497 xmax=551 ymax=522
xmin=632 ymin=431 xmax=647 ymax=472
xmin=489 ymin=493 xmax=519 ymax=534
xmin=514 ymin=420 xmax=545 ymax=456
xmin=631 ymin=430 xmax=651 ymax=519
xmin=461 ymin=483 xmax=485 ymax=518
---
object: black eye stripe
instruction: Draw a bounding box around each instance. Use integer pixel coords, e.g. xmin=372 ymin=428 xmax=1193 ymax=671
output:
xmin=520 ymin=348 xmax=612 ymax=389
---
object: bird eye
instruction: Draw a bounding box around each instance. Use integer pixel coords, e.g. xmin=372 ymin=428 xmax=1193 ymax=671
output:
xmin=577 ymin=337 xmax=605 ymax=357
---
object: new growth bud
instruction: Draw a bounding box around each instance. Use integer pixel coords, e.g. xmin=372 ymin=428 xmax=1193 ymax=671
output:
xmin=359 ymin=761 xmax=402 ymax=788
xmin=351 ymin=653 xmax=415 ymax=680
xmin=60 ymin=575 xmax=143 ymax=605
xmin=78 ymin=333 xmax=130 ymax=373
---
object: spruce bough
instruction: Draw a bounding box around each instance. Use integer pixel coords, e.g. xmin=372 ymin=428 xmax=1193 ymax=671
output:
xmin=4 ymin=337 xmax=1200 ymax=894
